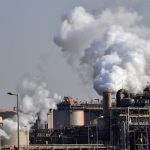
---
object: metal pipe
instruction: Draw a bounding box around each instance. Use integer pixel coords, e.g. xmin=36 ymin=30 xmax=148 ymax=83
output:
xmin=17 ymin=94 xmax=19 ymax=150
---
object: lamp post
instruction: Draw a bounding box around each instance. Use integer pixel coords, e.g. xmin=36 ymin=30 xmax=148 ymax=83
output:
xmin=7 ymin=92 xmax=19 ymax=150
xmin=0 ymin=118 xmax=3 ymax=150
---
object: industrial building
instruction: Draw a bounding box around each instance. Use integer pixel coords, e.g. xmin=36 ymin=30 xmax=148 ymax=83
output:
xmin=29 ymin=86 xmax=150 ymax=150
xmin=0 ymin=86 xmax=150 ymax=150
xmin=0 ymin=109 xmax=16 ymax=119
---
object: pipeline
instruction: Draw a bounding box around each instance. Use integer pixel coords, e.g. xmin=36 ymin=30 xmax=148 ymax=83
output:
xmin=116 ymin=89 xmax=130 ymax=107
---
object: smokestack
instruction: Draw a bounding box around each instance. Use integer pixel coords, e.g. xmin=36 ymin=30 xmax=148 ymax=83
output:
xmin=103 ymin=90 xmax=112 ymax=117
xmin=47 ymin=110 xmax=53 ymax=129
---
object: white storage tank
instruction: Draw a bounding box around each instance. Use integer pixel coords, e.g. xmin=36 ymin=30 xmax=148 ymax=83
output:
xmin=70 ymin=110 xmax=84 ymax=126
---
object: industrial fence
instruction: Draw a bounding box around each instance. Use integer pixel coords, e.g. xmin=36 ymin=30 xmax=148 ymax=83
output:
xmin=1 ymin=144 xmax=113 ymax=150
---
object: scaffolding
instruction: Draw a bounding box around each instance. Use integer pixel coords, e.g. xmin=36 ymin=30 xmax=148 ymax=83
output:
xmin=110 ymin=107 xmax=150 ymax=150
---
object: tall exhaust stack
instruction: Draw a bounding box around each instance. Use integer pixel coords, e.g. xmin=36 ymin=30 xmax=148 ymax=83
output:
xmin=47 ymin=109 xmax=53 ymax=129
xmin=103 ymin=90 xmax=112 ymax=117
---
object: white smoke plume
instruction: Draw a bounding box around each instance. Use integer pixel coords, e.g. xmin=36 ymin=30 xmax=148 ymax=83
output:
xmin=54 ymin=6 xmax=150 ymax=95
xmin=3 ymin=119 xmax=17 ymax=134
xmin=0 ymin=128 xmax=9 ymax=139
xmin=3 ymin=75 xmax=61 ymax=135
xmin=19 ymin=76 xmax=61 ymax=126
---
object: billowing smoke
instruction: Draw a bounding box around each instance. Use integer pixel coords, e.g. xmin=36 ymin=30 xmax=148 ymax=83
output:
xmin=3 ymin=75 xmax=61 ymax=136
xmin=54 ymin=6 xmax=150 ymax=95
xmin=3 ymin=119 xmax=17 ymax=135
xmin=18 ymin=76 xmax=61 ymax=124
xmin=0 ymin=129 xmax=9 ymax=139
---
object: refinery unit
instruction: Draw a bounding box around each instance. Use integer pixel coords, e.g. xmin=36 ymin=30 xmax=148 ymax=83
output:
xmin=30 ymin=86 xmax=150 ymax=150
xmin=0 ymin=86 xmax=150 ymax=150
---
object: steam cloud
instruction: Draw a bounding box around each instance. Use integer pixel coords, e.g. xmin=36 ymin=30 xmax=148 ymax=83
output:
xmin=54 ymin=6 xmax=150 ymax=95
xmin=3 ymin=75 xmax=61 ymax=136
xmin=0 ymin=129 xmax=9 ymax=139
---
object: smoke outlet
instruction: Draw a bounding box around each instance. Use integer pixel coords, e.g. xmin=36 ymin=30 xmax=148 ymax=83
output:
xmin=103 ymin=91 xmax=112 ymax=117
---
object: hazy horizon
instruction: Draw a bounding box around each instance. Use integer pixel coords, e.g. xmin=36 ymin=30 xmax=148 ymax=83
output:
xmin=0 ymin=0 xmax=150 ymax=109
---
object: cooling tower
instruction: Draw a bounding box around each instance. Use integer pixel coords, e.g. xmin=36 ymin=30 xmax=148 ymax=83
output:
xmin=103 ymin=91 xmax=112 ymax=117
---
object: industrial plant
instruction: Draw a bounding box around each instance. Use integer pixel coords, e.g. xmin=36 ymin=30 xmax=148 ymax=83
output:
xmin=0 ymin=86 xmax=150 ymax=150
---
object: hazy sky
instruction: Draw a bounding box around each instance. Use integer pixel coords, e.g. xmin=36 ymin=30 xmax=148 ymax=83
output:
xmin=0 ymin=0 xmax=150 ymax=109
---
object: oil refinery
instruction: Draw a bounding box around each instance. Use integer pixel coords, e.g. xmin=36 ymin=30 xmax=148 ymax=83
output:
xmin=0 ymin=86 xmax=150 ymax=150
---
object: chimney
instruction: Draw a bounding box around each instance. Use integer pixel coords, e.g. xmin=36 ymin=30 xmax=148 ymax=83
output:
xmin=47 ymin=109 xmax=53 ymax=129
xmin=103 ymin=90 xmax=112 ymax=117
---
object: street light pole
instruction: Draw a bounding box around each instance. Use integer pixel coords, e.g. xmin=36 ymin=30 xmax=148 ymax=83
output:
xmin=7 ymin=93 xmax=19 ymax=150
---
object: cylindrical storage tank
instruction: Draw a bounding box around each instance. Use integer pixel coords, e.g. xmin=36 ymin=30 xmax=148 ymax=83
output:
xmin=70 ymin=110 xmax=84 ymax=126
xmin=47 ymin=110 xmax=53 ymax=129
xmin=103 ymin=91 xmax=112 ymax=117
